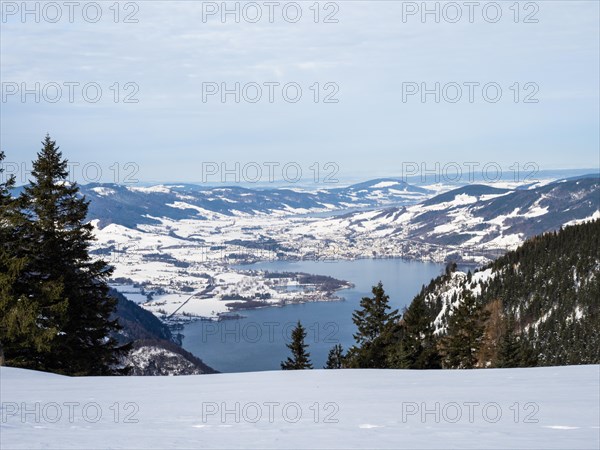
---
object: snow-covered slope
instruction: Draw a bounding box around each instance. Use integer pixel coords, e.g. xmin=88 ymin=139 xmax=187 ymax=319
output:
xmin=88 ymin=175 xmax=600 ymax=272
xmin=1 ymin=365 xmax=598 ymax=449
xmin=81 ymin=179 xmax=430 ymax=229
xmin=123 ymin=342 xmax=215 ymax=376
xmin=318 ymin=176 xmax=600 ymax=253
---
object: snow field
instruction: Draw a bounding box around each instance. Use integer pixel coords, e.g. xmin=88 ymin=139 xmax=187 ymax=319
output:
xmin=1 ymin=365 xmax=598 ymax=449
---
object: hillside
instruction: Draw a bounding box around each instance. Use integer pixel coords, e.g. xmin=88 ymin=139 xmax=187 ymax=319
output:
xmin=319 ymin=175 xmax=600 ymax=254
xmin=1 ymin=365 xmax=598 ymax=449
xmin=412 ymin=219 xmax=600 ymax=367
xmin=81 ymin=175 xmax=600 ymax=256
xmin=122 ymin=339 xmax=218 ymax=376
xmin=80 ymin=179 xmax=430 ymax=229
xmin=111 ymin=289 xmax=174 ymax=343
xmin=111 ymin=290 xmax=217 ymax=375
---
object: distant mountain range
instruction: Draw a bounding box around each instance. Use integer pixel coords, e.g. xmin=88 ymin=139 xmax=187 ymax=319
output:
xmin=322 ymin=175 xmax=600 ymax=250
xmin=77 ymin=174 xmax=600 ymax=261
xmin=78 ymin=178 xmax=430 ymax=228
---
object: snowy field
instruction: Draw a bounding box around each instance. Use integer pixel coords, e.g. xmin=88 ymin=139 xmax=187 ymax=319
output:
xmin=1 ymin=365 xmax=598 ymax=449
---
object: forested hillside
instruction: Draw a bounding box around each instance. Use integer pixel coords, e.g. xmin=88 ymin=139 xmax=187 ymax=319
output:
xmin=336 ymin=219 xmax=599 ymax=370
xmin=418 ymin=219 xmax=600 ymax=367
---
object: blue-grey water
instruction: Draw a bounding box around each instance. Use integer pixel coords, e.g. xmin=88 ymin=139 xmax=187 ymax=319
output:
xmin=181 ymin=259 xmax=446 ymax=373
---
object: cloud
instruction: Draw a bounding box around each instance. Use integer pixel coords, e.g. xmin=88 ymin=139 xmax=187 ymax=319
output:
xmin=1 ymin=1 xmax=598 ymax=181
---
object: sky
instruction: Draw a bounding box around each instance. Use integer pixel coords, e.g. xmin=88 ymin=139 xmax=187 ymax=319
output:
xmin=1 ymin=1 xmax=599 ymax=185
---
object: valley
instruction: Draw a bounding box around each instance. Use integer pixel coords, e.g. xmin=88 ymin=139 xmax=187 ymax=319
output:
xmin=86 ymin=174 xmax=600 ymax=325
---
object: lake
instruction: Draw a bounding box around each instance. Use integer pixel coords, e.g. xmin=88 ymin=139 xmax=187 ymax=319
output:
xmin=181 ymin=258 xmax=446 ymax=373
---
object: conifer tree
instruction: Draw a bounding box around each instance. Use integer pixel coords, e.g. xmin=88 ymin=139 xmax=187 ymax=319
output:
xmin=496 ymin=318 xmax=520 ymax=368
xmin=15 ymin=136 xmax=127 ymax=375
xmin=1 ymin=150 xmax=63 ymax=369
xmin=388 ymin=295 xmax=440 ymax=369
xmin=346 ymin=282 xmax=399 ymax=368
xmin=440 ymin=292 xmax=489 ymax=369
xmin=517 ymin=329 xmax=539 ymax=367
xmin=281 ymin=321 xmax=312 ymax=370
xmin=0 ymin=151 xmax=13 ymax=203
xmin=324 ymin=344 xmax=345 ymax=369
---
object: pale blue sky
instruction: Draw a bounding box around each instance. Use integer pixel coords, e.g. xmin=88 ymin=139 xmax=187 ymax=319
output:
xmin=1 ymin=1 xmax=599 ymax=184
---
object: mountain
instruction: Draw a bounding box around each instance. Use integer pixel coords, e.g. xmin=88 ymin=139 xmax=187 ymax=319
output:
xmin=19 ymin=172 xmax=591 ymax=333
xmin=331 ymin=177 xmax=430 ymax=197
xmin=411 ymin=218 xmax=600 ymax=367
xmin=322 ymin=175 xmax=600 ymax=253
xmin=421 ymin=184 xmax=510 ymax=206
xmin=2 ymin=364 xmax=598 ymax=449
xmin=79 ymin=179 xmax=431 ymax=229
xmin=19 ymin=175 xmax=598 ymax=261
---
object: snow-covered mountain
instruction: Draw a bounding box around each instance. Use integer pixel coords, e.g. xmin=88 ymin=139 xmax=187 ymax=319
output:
xmin=314 ymin=175 xmax=600 ymax=253
xmin=82 ymin=175 xmax=599 ymax=251
xmin=1 ymin=365 xmax=598 ymax=449
xmin=81 ymin=178 xmax=430 ymax=229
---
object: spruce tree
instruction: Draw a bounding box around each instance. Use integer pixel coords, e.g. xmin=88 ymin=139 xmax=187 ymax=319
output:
xmin=389 ymin=295 xmax=440 ymax=369
xmin=1 ymin=150 xmax=63 ymax=369
xmin=324 ymin=344 xmax=345 ymax=369
xmin=17 ymin=136 xmax=126 ymax=375
xmin=517 ymin=329 xmax=539 ymax=367
xmin=0 ymin=150 xmax=13 ymax=204
xmin=496 ymin=315 xmax=520 ymax=368
xmin=346 ymin=282 xmax=400 ymax=368
xmin=281 ymin=321 xmax=312 ymax=370
xmin=440 ymin=292 xmax=489 ymax=369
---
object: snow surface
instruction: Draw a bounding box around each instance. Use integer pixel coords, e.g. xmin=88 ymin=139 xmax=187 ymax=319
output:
xmin=371 ymin=181 xmax=399 ymax=188
xmin=90 ymin=187 xmax=116 ymax=197
xmin=1 ymin=365 xmax=598 ymax=449
xmin=127 ymin=185 xmax=172 ymax=194
xmin=564 ymin=210 xmax=600 ymax=227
